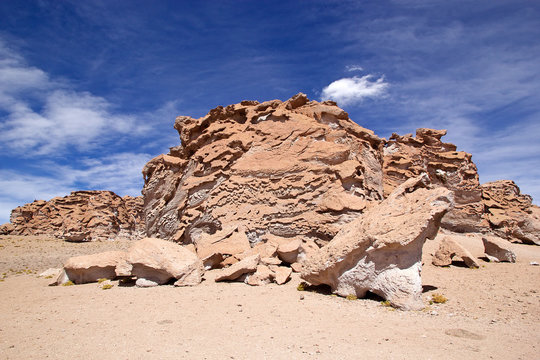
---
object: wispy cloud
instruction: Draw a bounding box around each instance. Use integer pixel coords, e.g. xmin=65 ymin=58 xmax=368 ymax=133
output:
xmin=345 ymin=64 xmax=363 ymax=72
xmin=0 ymin=38 xmax=154 ymax=155
xmin=321 ymin=75 xmax=389 ymax=106
xmin=0 ymin=37 xmax=179 ymax=223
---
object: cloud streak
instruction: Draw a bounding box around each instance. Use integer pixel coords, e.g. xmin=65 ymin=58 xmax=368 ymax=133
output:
xmin=0 ymin=38 xmax=153 ymax=155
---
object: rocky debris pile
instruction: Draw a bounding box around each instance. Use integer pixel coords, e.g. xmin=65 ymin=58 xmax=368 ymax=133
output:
xmin=481 ymin=180 xmax=540 ymax=245
xmin=383 ymin=128 xmax=487 ymax=234
xmin=142 ymin=93 xmax=385 ymax=248
xmin=0 ymin=191 xmax=144 ymax=241
xmin=300 ymin=175 xmax=454 ymax=310
xmin=54 ymin=237 xmax=203 ymax=286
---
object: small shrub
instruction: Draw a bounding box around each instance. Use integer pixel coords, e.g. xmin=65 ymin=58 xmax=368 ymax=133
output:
xmin=346 ymin=294 xmax=358 ymax=301
xmin=431 ymin=293 xmax=447 ymax=304
xmin=101 ymin=284 xmax=113 ymax=290
xmin=97 ymin=278 xmax=109 ymax=283
xmin=62 ymin=280 xmax=75 ymax=286
xmin=381 ymin=300 xmax=392 ymax=307
xmin=297 ymin=282 xmax=309 ymax=291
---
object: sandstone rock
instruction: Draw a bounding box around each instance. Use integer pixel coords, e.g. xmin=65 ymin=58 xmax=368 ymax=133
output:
xmin=273 ymin=266 xmax=292 ymax=285
xmin=383 ymin=129 xmax=487 ymax=234
xmin=3 ymin=191 xmax=144 ymax=241
xmin=245 ymin=264 xmax=275 ymax=286
xmin=482 ymin=181 xmax=540 ymax=245
xmin=432 ymin=236 xmax=480 ymax=268
xmin=215 ymin=254 xmax=260 ymax=282
xmin=0 ymin=223 xmax=14 ymax=235
xmin=57 ymin=251 xmax=128 ymax=285
xmin=127 ymin=237 xmax=203 ymax=286
xmin=482 ymin=236 xmax=516 ymax=263
xmin=237 ymin=242 xmax=278 ymax=260
xmin=39 ymin=268 xmax=61 ymax=278
xmin=301 ymin=174 xmax=454 ymax=310
xmin=135 ymin=278 xmax=159 ymax=287
xmin=194 ymin=225 xmax=251 ymax=269
xmin=142 ymin=94 xmax=385 ymax=248
xmin=276 ymin=239 xmax=302 ymax=264
xmin=291 ymin=262 xmax=303 ymax=273
xmin=261 ymin=257 xmax=282 ymax=266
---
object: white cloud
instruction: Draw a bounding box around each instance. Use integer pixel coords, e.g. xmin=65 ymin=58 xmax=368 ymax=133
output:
xmin=0 ymin=38 xmax=152 ymax=155
xmin=321 ymin=75 xmax=389 ymax=106
xmin=345 ymin=65 xmax=364 ymax=72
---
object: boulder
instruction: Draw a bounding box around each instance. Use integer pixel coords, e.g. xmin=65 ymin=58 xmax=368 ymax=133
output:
xmin=482 ymin=236 xmax=516 ymax=263
xmin=136 ymin=278 xmax=159 ymax=287
xmin=245 ymin=264 xmax=275 ymax=286
xmin=276 ymin=239 xmax=302 ymax=263
xmin=56 ymin=251 xmax=128 ymax=285
xmin=432 ymin=236 xmax=480 ymax=268
xmin=39 ymin=268 xmax=61 ymax=278
xmin=215 ymin=254 xmax=260 ymax=282
xmin=273 ymin=266 xmax=292 ymax=285
xmin=127 ymin=237 xmax=203 ymax=286
xmin=301 ymin=174 xmax=454 ymax=310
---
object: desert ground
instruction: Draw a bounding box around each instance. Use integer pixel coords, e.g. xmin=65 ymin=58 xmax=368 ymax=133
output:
xmin=0 ymin=234 xmax=539 ymax=360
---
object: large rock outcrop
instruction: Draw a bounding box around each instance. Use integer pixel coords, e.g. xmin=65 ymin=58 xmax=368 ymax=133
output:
xmin=142 ymin=93 xmax=385 ymax=249
xmin=301 ymin=175 xmax=454 ymax=310
xmin=1 ymin=191 xmax=144 ymax=241
xmin=481 ymin=180 xmax=540 ymax=245
xmin=383 ymin=129 xmax=487 ymax=233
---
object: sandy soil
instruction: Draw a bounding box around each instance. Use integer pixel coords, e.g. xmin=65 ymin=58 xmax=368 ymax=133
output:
xmin=0 ymin=234 xmax=539 ymax=360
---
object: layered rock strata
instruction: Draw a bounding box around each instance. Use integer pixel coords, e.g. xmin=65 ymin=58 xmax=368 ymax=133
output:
xmin=481 ymin=180 xmax=540 ymax=245
xmin=301 ymin=175 xmax=454 ymax=310
xmin=383 ymin=129 xmax=487 ymax=233
xmin=143 ymin=93 xmax=385 ymax=249
xmin=1 ymin=191 xmax=144 ymax=241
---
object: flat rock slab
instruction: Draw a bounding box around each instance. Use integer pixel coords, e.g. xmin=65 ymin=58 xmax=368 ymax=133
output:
xmin=215 ymin=254 xmax=260 ymax=282
xmin=57 ymin=251 xmax=128 ymax=285
xmin=482 ymin=236 xmax=516 ymax=263
xmin=433 ymin=236 xmax=480 ymax=268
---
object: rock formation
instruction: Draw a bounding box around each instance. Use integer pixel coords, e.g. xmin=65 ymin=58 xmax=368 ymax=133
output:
xmin=481 ymin=180 xmax=540 ymax=245
xmin=301 ymin=175 xmax=454 ymax=310
xmin=432 ymin=236 xmax=480 ymax=268
xmin=1 ymin=191 xmax=144 ymax=241
xmin=142 ymin=93 xmax=385 ymax=251
xmin=55 ymin=237 xmax=203 ymax=286
xmin=383 ymin=129 xmax=487 ymax=234
xmin=482 ymin=236 xmax=516 ymax=263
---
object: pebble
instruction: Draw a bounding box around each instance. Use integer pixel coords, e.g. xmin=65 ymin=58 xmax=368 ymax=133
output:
xmin=530 ymin=261 xmax=539 ymax=266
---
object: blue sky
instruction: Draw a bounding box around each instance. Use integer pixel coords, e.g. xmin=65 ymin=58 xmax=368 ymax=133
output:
xmin=1 ymin=0 xmax=539 ymax=224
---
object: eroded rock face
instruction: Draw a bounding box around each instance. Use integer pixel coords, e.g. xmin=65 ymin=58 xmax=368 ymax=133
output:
xmin=2 ymin=191 xmax=144 ymax=241
xmin=301 ymin=174 xmax=454 ymax=310
xmin=143 ymin=93 xmax=385 ymax=247
xmin=481 ymin=180 xmax=540 ymax=245
xmin=383 ymin=129 xmax=487 ymax=233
